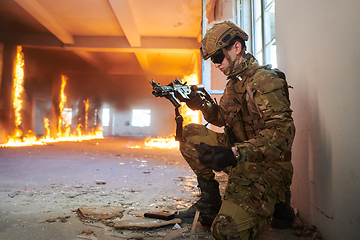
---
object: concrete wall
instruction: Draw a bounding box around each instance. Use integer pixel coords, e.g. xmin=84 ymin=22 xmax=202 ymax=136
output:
xmin=203 ymin=0 xmax=360 ymax=239
xmin=276 ymin=1 xmax=360 ymax=239
xmin=112 ymin=100 xmax=176 ymax=138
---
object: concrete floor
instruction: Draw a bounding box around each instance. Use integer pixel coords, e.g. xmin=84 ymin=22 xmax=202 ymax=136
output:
xmin=0 ymin=136 xmax=321 ymax=240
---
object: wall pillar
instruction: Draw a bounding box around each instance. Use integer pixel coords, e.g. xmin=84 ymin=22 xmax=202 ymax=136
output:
xmin=50 ymin=73 xmax=61 ymax=138
xmin=108 ymin=108 xmax=114 ymax=136
xmin=0 ymin=43 xmax=17 ymax=140
xmin=31 ymin=92 xmax=36 ymax=133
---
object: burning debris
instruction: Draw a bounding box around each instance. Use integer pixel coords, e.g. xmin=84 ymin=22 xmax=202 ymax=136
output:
xmin=0 ymin=46 xmax=42 ymax=147
xmin=1 ymin=45 xmax=199 ymax=151
xmin=0 ymin=48 xmax=104 ymax=147
xmin=144 ymin=137 xmax=179 ymax=149
xmin=13 ymin=46 xmax=25 ymax=133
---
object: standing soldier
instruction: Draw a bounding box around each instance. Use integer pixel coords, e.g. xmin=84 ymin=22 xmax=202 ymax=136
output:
xmin=175 ymin=21 xmax=295 ymax=239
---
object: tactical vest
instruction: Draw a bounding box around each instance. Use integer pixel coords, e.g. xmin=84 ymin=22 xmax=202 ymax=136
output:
xmin=222 ymin=66 xmax=290 ymax=144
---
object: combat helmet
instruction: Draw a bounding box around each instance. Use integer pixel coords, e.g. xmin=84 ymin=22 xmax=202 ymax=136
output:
xmin=200 ymin=21 xmax=248 ymax=60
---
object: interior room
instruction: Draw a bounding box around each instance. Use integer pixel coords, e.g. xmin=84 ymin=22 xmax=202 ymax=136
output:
xmin=1 ymin=1 xmax=359 ymax=239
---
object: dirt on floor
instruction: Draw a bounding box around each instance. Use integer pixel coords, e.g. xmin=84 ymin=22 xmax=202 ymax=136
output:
xmin=0 ymin=136 xmax=322 ymax=240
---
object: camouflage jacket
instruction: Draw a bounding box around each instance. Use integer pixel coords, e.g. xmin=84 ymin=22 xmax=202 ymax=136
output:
xmin=202 ymin=53 xmax=295 ymax=206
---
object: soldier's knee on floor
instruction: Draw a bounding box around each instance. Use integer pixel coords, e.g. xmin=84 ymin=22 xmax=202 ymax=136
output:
xmin=211 ymin=213 xmax=252 ymax=240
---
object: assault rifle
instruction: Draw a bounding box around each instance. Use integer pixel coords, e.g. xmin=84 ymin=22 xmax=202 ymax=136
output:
xmin=150 ymin=78 xmax=214 ymax=142
xmin=150 ymin=78 xmax=237 ymax=146
xmin=150 ymin=78 xmax=214 ymax=108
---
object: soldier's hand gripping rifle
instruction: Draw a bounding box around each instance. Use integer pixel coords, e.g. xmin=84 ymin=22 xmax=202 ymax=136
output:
xmin=150 ymin=78 xmax=214 ymax=142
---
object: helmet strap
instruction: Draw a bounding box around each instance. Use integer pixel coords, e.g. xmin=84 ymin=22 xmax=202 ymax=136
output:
xmin=221 ymin=47 xmax=243 ymax=76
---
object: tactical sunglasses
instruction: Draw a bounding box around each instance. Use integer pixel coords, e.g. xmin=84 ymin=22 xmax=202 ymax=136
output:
xmin=211 ymin=49 xmax=225 ymax=64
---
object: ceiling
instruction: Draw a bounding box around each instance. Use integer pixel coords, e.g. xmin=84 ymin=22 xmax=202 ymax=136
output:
xmin=0 ymin=0 xmax=202 ymax=79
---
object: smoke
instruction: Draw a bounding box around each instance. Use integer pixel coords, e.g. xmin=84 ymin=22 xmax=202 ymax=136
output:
xmin=20 ymin=47 xmax=183 ymax=137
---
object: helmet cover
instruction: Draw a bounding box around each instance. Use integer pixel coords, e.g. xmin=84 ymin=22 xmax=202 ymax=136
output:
xmin=200 ymin=21 xmax=248 ymax=60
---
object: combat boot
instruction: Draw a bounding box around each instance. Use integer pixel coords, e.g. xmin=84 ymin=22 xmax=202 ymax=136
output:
xmin=271 ymin=189 xmax=295 ymax=229
xmin=175 ymin=177 xmax=222 ymax=227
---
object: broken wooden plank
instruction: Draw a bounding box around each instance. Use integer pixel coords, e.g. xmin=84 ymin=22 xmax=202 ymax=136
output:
xmin=164 ymin=228 xmax=189 ymax=240
xmin=113 ymin=217 xmax=181 ymax=229
xmin=190 ymin=211 xmax=200 ymax=235
xmin=76 ymin=206 xmax=125 ymax=221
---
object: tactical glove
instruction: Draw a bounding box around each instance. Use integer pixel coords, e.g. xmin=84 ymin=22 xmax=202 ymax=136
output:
xmin=186 ymin=93 xmax=204 ymax=110
xmin=195 ymin=142 xmax=237 ymax=171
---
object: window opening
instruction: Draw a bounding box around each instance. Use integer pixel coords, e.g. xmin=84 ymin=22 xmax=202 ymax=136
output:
xmin=131 ymin=109 xmax=151 ymax=127
xmin=102 ymin=108 xmax=110 ymax=127
xmin=63 ymin=108 xmax=72 ymax=125
xmin=252 ymin=0 xmax=277 ymax=67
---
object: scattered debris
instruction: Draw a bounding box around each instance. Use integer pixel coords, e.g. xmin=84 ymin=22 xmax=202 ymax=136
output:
xmin=76 ymin=206 xmax=125 ymax=221
xmin=292 ymin=221 xmax=323 ymax=239
xmin=86 ymin=223 xmax=108 ymax=230
xmin=8 ymin=191 xmax=20 ymax=198
xmin=106 ymin=234 xmax=143 ymax=239
xmin=172 ymin=223 xmax=181 ymax=230
xmin=68 ymin=193 xmax=82 ymax=198
xmin=77 ymin=236 xmax=97 ymax=240
xmin=1 ymin=142 xmax=324 ymax=240
xmin=45 ymin=218 xmax=57 ymax=223
xmin=82 ymin=228 xmax=95 ymax=235
xmin=95 ymin=180 xmax=106 ymax=185
xmin=112 ymin=217 xmax=181 ymax=229
xmin=144 ymin=211 xmax=175 ymax=220
xmin=164 ymin=228 xmax=188 ymax=240
xmin=57 ymin=216 xmax=70 ymax=223
xmin=40 ymin=215 xmax=71 ymax=223
xmin=77 ymin=227 xmax=98 ymax=240
xmin=129 ymin=189 xmax=140 ymax=193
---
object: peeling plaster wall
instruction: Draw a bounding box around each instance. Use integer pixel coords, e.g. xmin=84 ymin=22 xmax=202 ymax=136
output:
xmin=276 ymin=1 xmax=360 ymax=239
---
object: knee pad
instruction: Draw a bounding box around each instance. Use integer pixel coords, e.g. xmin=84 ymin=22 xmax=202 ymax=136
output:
xmin=211 ymin=200 xmax=264 ymax=240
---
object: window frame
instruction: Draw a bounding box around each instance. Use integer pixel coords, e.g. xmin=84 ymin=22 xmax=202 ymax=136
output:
xmin=251 ymin=0 xmax=277 ymax=67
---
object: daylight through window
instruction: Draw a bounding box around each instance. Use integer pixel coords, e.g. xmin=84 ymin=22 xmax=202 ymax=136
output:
xmin=102 ymin=108 xmax=110 ymax=127
xmin=131 ymin=109 xmax=151 ymax=127
xmin=252 ymin=0 xmax=277 ymax=67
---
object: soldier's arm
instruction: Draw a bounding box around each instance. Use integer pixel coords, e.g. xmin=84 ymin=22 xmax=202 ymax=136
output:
xmin=234 ymin=71 xmax=295 ymax=163
xmin=200 ymin=98 xmax=225 ymax=127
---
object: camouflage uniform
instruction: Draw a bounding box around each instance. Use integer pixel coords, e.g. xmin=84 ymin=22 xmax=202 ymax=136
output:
xmin=180 ymin=53 xmax=295 ymax=239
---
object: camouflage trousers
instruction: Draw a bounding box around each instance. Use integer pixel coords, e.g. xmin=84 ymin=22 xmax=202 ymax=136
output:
xmin=180 ymin=123 xmax=291 ymax=240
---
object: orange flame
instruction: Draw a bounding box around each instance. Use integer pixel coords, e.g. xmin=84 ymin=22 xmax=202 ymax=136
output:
xmin=13 ymin=46 xmax=24 ymax=129
xmin=77 ymin=123 xmax=83 ymax=137
xmin=143 ymin=74 xmax=201 ymax=149
xmin=144 ymin=136 xmax=179 ymax=149
xmin=84 ymin=99 xmax=89 ymax=132
xmin=1 ymin=70 xmax=103 ymax=147
xmin=43 ymin=117 xmax=50 ymax=139
xmin=39 ymin=82 xmax=103 ymax=143
xmin=57 ymin=75 xmax=67 ymax=137
xmin=179 ymin=74 xmax=201 ymax=126
xmin=0 ymin=46 xmax=37 ymax=147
